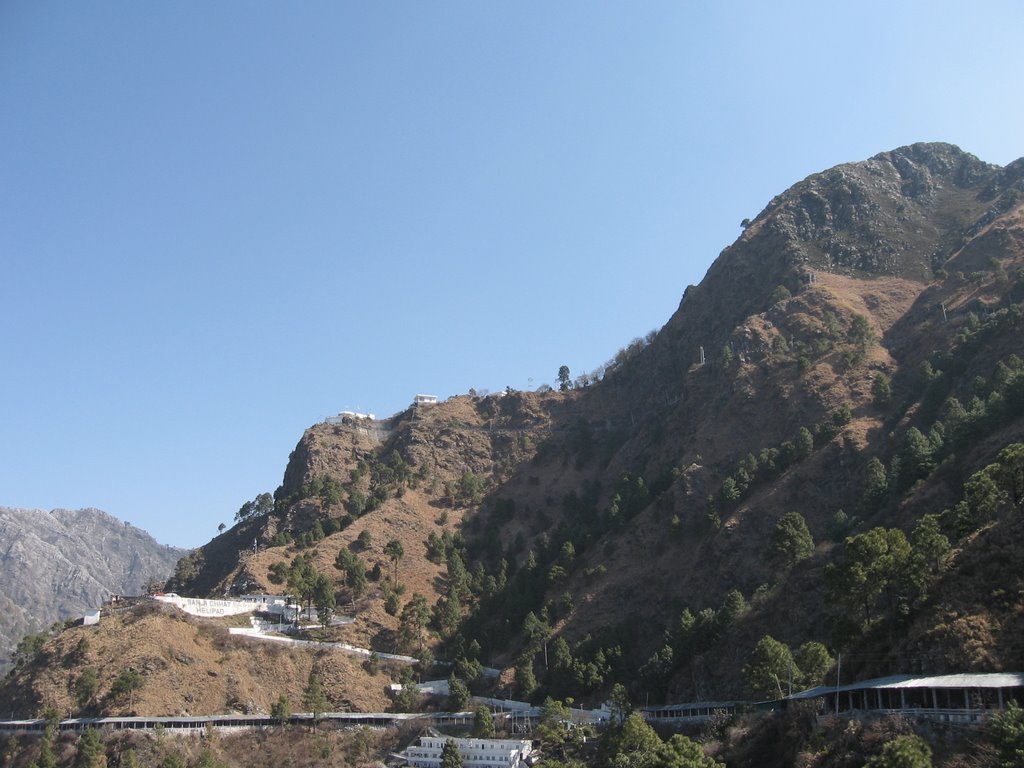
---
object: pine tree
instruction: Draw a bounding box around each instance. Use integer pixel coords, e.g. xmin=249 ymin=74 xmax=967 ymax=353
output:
xmin=557 ymin=365 xmax=572 ymax=391
xmin=988 ymin=702 xmax=1024 ymax=767
xmin=515 ymin=655 xmax=538 ymax=699
xmin=896 ymin=427 xmax=935 ymax=490
xmin=794 ymin=642 xmax=833 ymax=688
xmin=826 ymin=527 xmax=911 ymax=624
xmin=302 ymin=671 xmax=329 ymax=729
xmin=36 ymin=723 xmax=58 ymax=768
xmin=75 ymin=668 xmax=99 ymax=712
xmin=270 ymin=695 xmax=291 ymax=725
xmin=111 ymin=669 xmax=144 ymax=710
xmin=472 ymin=706 xmax=496 ymax=738
xmin=385 ymin=539 xmax=404 ymax=584
xmin=795 ymin=426 xmax=814 ymax=459
xmin=73 ymin=727 xmax=107 ymax=768
xmin=770 ymin=512 xmax=814 ymax=569
xmin=863 ymin=456 xmax=888 ymax=510
xmin=871 ymin=372 xmax=892 ymax=406
xmin=865 ymin=734 xmax=932 ymax=767
xmin=441 ymin=739 xmax=464 ymax=768
xmin=398 ymin=593 xmax=431 ymax=654
xmin=447 ymin=674 xmax=470 ymax=711
xmin=742 ymin=636 xmax=797 ymax=698
xmin=910 ymin=514 xmax=950 ymax=592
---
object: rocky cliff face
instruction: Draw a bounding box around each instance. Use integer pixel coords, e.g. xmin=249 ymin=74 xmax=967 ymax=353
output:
xmin=0 ymin=507 xmax=186 ymax=674
xmin=630 ymin=144 xmax=1003 ymax=395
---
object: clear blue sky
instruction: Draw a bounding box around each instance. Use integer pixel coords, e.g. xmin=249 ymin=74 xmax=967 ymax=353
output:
xmin=2 ymin=2 xmax=1022 ymax=548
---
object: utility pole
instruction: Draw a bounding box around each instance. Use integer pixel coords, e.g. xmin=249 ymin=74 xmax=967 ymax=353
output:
xmin=834 ymin=653 xmax=842 ymax=715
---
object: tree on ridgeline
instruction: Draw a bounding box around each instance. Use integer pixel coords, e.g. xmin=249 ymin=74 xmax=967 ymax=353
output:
xmin=558 ymin=366 xmax=572 ymax=391
xmin=235 ymin=492 xmax=274 ymax=523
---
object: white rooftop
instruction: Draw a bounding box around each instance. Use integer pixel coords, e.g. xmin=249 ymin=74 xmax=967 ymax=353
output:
xmin=789 ymin=672 xmax=1024 ymax=700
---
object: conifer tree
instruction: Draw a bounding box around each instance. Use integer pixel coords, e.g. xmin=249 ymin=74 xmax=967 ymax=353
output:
xmin=743 ymin=635 xmax=797 ymax=698
xmin=865 ymin=734 xmax=932 ymax=767
xmin=441 ymin=739 xmax=464 ymax=768
xmin=447 ymin=674 xmax=470 ymax=711
xmin=302 ymin=671 xmax=329 ymax=729
xmin=472 ymin=706 xmax=495 ymax=738
xmin=771 ymin=512 xmax=814 ymax=569
xmin=863 ymin=456 xmax=888 ymax=510
xmin=74 ymin=727 xmax=106 ymax=768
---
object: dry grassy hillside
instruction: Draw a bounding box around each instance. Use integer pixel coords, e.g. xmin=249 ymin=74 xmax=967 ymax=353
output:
xmin=159 ymin=387 xmax=581 ymax=676
xmin=2 ymin=601 xmax=393 ymax=718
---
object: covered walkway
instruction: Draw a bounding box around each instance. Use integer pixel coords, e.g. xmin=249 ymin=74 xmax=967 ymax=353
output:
xmin=787 ymin=672 xmax=1024 ymax=723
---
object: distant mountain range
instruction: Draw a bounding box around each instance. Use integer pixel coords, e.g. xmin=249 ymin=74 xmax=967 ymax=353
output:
xmin=0 ymin=506 xmax=187 ymax=674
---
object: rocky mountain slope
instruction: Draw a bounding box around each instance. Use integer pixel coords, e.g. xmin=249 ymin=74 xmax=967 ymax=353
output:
xmin=6 ymin=143 xmax=1024 ymax=728
xmin=0 ymin=507 xmax=186 ymax=675
xmin=478 ymin=142 xmax=1024 ymax=695
xmin=172 ymin=143 xmax=1024 ymax=698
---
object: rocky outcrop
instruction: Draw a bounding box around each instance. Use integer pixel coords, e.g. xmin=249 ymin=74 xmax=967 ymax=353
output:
xmin=0 ymin=506 xmax=186 ymax=674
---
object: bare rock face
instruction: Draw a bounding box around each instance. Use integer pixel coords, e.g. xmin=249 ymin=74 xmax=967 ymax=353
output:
xmin=0 ymin=506 xmax=186 ymax=674
xmin=660 ymin=145 xmax=999 ymax=356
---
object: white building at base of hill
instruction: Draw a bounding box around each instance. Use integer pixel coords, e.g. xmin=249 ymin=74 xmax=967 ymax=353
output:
xmin=400 ymin=735 xmax=534 ymax=768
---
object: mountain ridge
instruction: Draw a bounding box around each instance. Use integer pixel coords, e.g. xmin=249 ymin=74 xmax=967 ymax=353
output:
xmin=6 ymin=143 xmax=1024 ymax=745
xmin=0 ymin=506 xmax=187 ymax=675
xmin=176 ymin=143 xmax=1024 ymax=700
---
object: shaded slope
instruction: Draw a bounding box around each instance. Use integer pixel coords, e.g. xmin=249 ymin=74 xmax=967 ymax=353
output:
xmin=462 ymin=143 xmax=1024 ymax=700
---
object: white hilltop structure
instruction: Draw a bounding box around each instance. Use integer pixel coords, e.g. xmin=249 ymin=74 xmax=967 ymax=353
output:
xmin=151 ymin=593 xmax=419 ymax=665
xmin=325 ymin=410 xmax=375 ymax=424
xmin=153 ymin=593 xmax=291 ymax=619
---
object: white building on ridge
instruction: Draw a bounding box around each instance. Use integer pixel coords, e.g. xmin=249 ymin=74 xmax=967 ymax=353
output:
xmin=153 ymin=593 xmax=292 ymax=618
xmin=325 ymin=411 xmax=375 ymax=425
